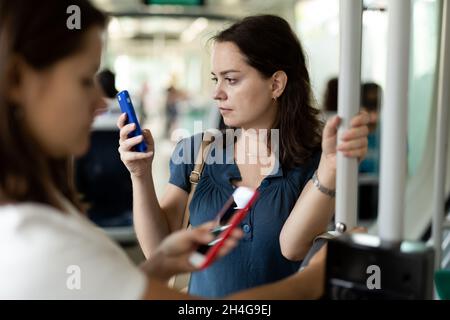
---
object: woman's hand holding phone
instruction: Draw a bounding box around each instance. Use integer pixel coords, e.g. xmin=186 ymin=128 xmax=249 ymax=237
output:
xmin=140 ymin=221 xmax=244 ymax=282
xmin=117 ymin=112 xmax=154 ymax=178
xmin=116 ymin=90 xmax=154 ymax=178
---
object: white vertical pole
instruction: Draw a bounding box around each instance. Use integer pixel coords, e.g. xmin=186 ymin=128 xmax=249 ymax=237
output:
xmin=378 ymin=0 xmax=412 ymax=243
xmin=433 ymin=0 xmax=450 ymax=271
xmin=336 ymin=0 xmax=362 ymax=232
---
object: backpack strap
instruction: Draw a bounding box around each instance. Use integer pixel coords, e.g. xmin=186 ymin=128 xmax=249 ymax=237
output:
xmin=180 ymin=135 xmax=213 ymax=230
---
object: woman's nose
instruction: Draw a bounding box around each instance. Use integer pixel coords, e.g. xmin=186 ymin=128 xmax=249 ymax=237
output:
xmin=93 ymin=98 xmax=108 ymax=117
xmin=93 ymin=87 xmax=109 ymax=115
xmin=213 ymin=85 xmax=227 ymax=101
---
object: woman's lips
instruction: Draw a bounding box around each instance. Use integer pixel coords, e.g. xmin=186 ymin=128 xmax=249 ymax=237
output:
xmin=219 ymin=107 xmax=233 ymax=114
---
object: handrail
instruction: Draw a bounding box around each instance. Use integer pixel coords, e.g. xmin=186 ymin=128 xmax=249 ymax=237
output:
xmin=378 ymin=0 xmax=412 ymax=243
xmin=335 ymin=0 xmax=363 ymax=232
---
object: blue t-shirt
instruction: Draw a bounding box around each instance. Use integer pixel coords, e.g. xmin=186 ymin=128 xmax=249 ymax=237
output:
xmin=169 ymin=134 xmax=321 ymax=297
xmin=359 ymin=129 xmax=380 ymax=175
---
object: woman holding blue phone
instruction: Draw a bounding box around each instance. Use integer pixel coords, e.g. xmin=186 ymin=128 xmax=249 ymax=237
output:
xmin=116 ymin=90 xmax=148 ymax=152
xmin=118 ymin=15 xmax=370 ymax=297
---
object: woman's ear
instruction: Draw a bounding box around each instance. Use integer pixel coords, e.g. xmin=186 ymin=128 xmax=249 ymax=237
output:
xmin=271 ymin=70 xmax=288 ymax=99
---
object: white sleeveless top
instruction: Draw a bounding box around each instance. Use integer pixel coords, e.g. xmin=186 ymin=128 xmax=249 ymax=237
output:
xmin=0 ymin=198 xmax=146 ymax=299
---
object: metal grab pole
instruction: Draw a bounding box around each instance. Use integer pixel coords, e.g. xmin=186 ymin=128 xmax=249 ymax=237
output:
xmin=336 ymin=0 xmax=362 ymax=232
xmin=378 ymin=0 xmax=412 ymax=243
xmin=432 ymin=0 xmax=450 ymax=271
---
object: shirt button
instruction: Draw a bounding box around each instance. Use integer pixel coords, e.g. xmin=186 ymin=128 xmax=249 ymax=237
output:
xmin=242 ymin=224 xmax=251 ymax=233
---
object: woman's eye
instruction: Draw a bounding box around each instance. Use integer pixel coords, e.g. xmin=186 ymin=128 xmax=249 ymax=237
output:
xmin=211 ymin=77 xmax=218 ymax=84
xmin=225 ymin=78 xmax=237 ymax=85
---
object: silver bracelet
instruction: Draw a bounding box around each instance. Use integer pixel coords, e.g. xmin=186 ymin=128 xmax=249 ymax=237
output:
xmin=312 ymin=170 xmax=336 ymax=198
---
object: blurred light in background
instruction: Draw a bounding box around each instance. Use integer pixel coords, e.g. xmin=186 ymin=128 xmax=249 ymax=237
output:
xmin=181 ymin=17 xmax=209 ymax=43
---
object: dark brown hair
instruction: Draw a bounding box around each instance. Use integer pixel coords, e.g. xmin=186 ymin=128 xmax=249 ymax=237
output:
xmin=0 ymin=0 xmax=107 ymax=210
xmin=213 ymin=15 xmax=323 ymax=168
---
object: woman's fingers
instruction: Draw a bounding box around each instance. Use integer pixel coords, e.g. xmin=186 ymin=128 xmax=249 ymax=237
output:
xmin=193 ymin=223 xmax=243 ymax=248
xmin=324 ymin=112 xmax=369 ymax=142
xmin=116 ymin=113 xmax=127 ymax=129
xmin=142 ymin=129 xmax=154 ymax=146
xmin=117 ymin=113 xmax=154 ymax=150
xmin=190 ymin=224 xmax=216 ymax=245
xmin=217 ymin=239 xmax=239 ymax=258
xmin=229 ymin=228 xmax=244 ymax=242
xmin=119 ymin=123 xmax=136 ymax=142
xmin=341 ymin=125 xmax=369 ymax=141
xmin=337 ymin=138 xmax=368 ymax=152
xmin=161 ymin=223 xmax=244 ymax=269
xmin=119 ymin=134 xmax=144 ymax=150
xmin=214 ymin=229 xmax=243 ymax=258
xmin=196 ymin=221 xmax=219 ymax=232
xmin=351 ymin=111 xmax=370 ymax=127
xmin=335 ymin=112 xmax=370 ymax=159
xmin=118 ymin=125 xmax=154 ymax=152
xmin=323 ymin=115 xmax=341 ymax=139
xmin=120 ymin=150 xmax=154 ymax=162
xmin=187 ymin=224 xmax=244 ymax=263
xmin=340 ymin=148 xmax=367 ymax=158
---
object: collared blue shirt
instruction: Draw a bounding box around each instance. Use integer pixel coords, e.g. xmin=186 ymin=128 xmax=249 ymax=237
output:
xmin=169 ymin=134 xmax=321 ymax=298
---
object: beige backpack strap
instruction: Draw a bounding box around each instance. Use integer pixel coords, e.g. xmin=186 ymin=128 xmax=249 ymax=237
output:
xmin=180 ymin=136 xmax=213 ymax=230
xmin=169 ymin=135 xmax=213 ymax=291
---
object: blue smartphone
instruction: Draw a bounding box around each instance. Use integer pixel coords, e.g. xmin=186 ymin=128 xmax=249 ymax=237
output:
xmin=116 ymin=90 xmax=147 ymax=152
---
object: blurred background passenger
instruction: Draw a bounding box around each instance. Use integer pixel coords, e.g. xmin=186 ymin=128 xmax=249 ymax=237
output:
xmin=96 ymin=68 xmax=120 ymax=115
xmin=359 ymin=82 xmax=382 ymax=175
xmin=322 ymin=77 xmax=338 ymax=121
xmin=165 ymin=83 xmax=187 ymax=138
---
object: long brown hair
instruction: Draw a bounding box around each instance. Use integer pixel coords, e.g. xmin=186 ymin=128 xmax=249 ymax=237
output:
xmin=213 ymin=15 xmax=323 ymax=168
xmin=0 ymin=0 xmax=107 ymax=211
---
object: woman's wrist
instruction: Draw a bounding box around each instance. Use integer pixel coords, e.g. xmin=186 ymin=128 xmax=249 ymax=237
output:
xmin=317 ymin=156 xmax=336 ymax=190
xmin=140 ymin=249 xmax=172 ymax=282
xmin=130 ymin=170 xmax=152 ymax=183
